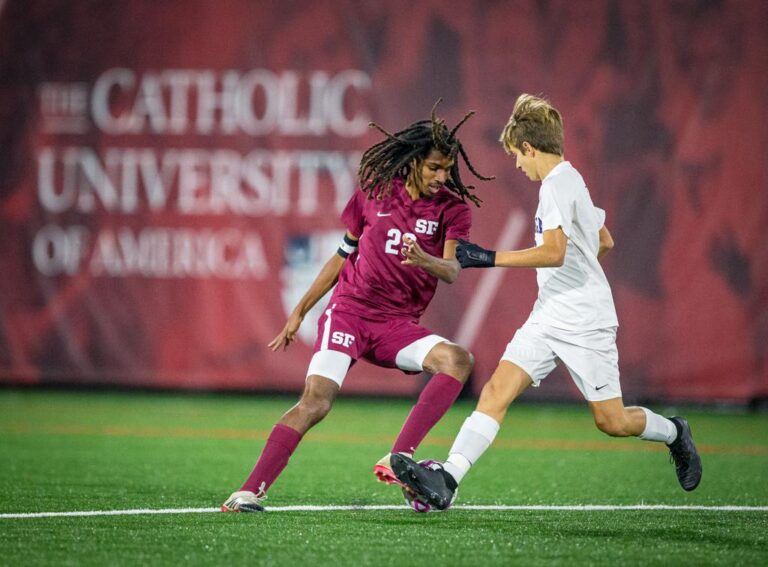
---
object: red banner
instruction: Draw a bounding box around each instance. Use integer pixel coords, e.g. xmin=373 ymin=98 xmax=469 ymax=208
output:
xmin=1 ymin=0 xmax=766 ymax=402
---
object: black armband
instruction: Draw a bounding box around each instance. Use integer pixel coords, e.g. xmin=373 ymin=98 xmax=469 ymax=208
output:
xmin=337 ymin=234 xmax=359 ymax=258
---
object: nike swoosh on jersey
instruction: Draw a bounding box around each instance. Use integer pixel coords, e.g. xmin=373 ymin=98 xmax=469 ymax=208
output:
xmin=377 ymin=212 xmax=392 ymax=217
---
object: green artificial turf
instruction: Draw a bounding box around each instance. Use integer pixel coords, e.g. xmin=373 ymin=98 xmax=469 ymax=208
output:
xmin=1 ymin=389 xmax=766 ymax=565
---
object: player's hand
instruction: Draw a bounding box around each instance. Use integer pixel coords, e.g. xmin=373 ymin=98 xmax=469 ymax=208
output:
xmin=456 ymin=239 xmax=496 ymax=268
xmin=400 ymin=236 xmax=430 ymax=268
xmin=268 ymin=312 xmax=303 ymax=352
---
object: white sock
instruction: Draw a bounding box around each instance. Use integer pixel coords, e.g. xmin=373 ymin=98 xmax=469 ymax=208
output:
xmin=442 ymin=411 xmax=500 ymax=484
xmin=638 ymin=407 xmax=677 ymax=444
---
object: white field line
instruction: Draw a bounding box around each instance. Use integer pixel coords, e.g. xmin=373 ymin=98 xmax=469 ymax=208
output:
xmin=2 ymin=504 xmax=767 ymax=519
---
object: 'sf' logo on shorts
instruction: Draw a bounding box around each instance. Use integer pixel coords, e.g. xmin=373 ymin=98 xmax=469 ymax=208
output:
xmin=535 ymin=217 xmax=543 ymax=234
xmin=331 ymin=332 xmax=356 ymax=348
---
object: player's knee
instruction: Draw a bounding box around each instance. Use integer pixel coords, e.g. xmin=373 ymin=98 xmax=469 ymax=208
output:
xmin=455 ymin=348 xmax=474 ymax=382
xmin=438 ymin=345 xmax=473 ymax=382
xmin=594 ymin=414 xmax=629 ymax=437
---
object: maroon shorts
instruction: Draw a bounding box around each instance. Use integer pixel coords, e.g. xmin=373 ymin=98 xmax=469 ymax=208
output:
xmin=312 ymin=302 xmax=436 ymax=372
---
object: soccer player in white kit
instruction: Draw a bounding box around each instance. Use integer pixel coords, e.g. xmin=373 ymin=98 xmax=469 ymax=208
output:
xmin=392 ymin=94 xmax=702 ymax=510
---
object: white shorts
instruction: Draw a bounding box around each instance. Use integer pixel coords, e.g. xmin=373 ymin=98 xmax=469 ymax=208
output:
xmin=501 ymin=321 xmax=621 ymax=402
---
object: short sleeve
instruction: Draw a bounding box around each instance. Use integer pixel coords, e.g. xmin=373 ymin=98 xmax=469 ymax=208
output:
xmin=340 ymin=190 xmax=365 ymax=237
xmin=444 ymin=202 xmax=472 ymax=241
xmin=594 ymin=206 xmax=606 ymax=228
xmin=539 ymin=182 xmax=572 ymax=236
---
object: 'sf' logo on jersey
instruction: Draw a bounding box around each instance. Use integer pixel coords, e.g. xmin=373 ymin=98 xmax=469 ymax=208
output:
xmin=415 ymin=219 xmax=439 ymax=235
xmin=535 ymin=217 xmax=543 ymax=234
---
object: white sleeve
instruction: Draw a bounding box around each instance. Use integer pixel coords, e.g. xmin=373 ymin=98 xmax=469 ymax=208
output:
xmin=539 ymin=183 xmax=572 ymax=236
xmin=594 ymin=206 xmax=606 ymax=228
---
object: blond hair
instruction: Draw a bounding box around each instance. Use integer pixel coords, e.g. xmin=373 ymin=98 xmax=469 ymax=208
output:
xmin=499 ymin=94 xmax=564 ymax=156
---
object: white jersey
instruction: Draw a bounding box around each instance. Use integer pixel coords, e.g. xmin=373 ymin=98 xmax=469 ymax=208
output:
xmin=528 ymin=161 xmax=618 ymax=331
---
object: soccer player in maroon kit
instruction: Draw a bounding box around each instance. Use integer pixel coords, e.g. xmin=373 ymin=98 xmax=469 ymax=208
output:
xmin=222 ymin=103 xmax=493 ymax=512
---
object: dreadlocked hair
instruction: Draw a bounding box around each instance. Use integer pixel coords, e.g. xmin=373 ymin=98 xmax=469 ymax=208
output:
xmin=357 ymin=99 xmax=494 ymax=207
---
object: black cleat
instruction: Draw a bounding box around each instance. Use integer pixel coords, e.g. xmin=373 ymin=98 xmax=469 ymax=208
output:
xmin=666 ymin=416 xmax=702 ymax=491
xmin=391 ymin=454 xmax=458 ymax=510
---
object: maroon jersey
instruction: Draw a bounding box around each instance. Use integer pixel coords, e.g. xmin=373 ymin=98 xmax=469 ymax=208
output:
xmin=330 ymin=178 xmax=471 ymax=320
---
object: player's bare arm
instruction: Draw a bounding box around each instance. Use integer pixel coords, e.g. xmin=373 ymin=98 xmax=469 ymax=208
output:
xmin=496 ymin=228 xmax=566 ymax=267
xmin=401 ymin=236 xmax=461 ymax=283
xmin=456 ymin=228 xmax=567 ymax=269
xmin=268 ymin=232 xmax=357 ymax=351
xmin=597 ymin=225 xmax=614 ymax=261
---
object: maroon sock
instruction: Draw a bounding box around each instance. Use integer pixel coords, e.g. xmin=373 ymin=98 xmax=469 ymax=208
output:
xmin=240 ymin=424 xmax=302 ymax=494
xmin=391 ymin=373 xmax=464 ymax=456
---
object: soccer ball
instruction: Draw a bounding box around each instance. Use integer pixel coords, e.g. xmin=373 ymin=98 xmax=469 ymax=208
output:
xmin=401 ymin=459 xmax=458 ymax=513
xmin=402 ymin=486 xmax=432 ymax=513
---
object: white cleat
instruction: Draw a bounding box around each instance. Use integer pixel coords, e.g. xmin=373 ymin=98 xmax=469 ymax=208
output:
xmin=373 ymin=453 xmax=407 ymax=487
xmin=221 ymin=490 xmax=265 ymax=512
